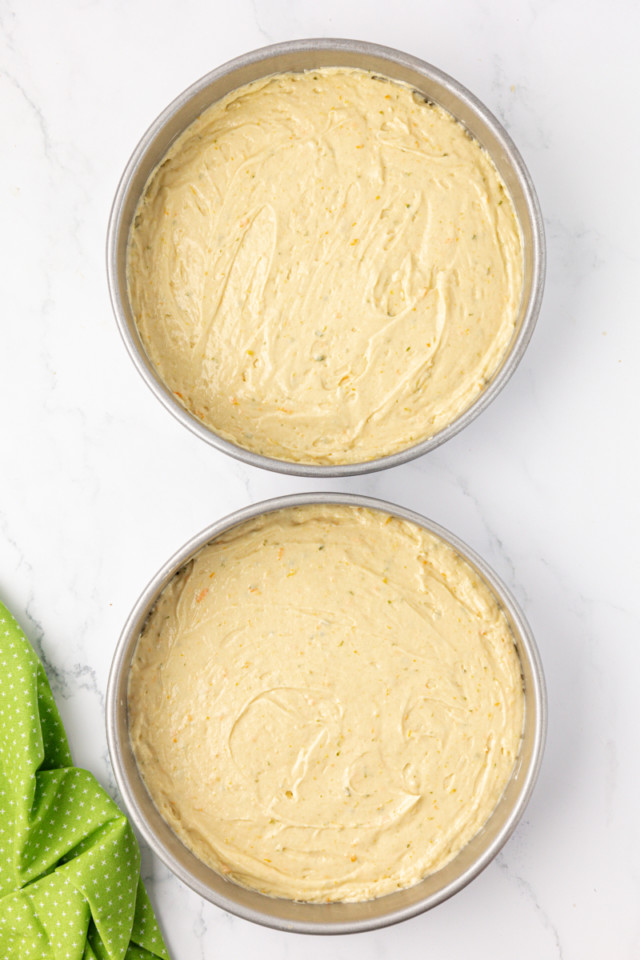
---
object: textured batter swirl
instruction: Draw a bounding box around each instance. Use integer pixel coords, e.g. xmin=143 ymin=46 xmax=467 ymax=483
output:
xmin=127 ymin=68 xmax=523 ymax=464
xmin=128 ymin=504 xmax=524 ymax=902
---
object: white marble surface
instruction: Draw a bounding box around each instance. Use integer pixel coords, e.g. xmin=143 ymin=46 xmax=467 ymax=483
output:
xmin=1 ymin=0 xmax=638 ymax=955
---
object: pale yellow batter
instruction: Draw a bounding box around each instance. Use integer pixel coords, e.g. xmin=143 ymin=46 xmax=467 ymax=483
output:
xmin=127 ymin=68 xmax=523 ymax=465
xmin=128 ymin=504 xmax=524 ymax=902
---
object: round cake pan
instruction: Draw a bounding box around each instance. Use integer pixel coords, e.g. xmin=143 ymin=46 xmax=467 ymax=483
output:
xmin=106 ymin=493 xmax=546 ymax=934
xmin=107 ymin=39 xmax=545 ymax=478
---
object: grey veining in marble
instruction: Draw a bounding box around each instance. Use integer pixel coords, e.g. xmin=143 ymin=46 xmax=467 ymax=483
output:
xmin=1 ymin=0 xmax=639 ymax=957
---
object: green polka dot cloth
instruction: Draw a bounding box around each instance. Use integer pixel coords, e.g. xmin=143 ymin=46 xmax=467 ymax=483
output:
xmin=0 ymin=601 xmax=170 ymax=960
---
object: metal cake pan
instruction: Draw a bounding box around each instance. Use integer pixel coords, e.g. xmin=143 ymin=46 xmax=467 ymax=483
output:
xmin=106 ymin=39 xmax=545 ymax=477
xmin=106 ymin=492 xmax=546 ymax=934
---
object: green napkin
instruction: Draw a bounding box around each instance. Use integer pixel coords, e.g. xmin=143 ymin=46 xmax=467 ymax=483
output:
xmin=0 ymin=601 xmax=170 ymax=960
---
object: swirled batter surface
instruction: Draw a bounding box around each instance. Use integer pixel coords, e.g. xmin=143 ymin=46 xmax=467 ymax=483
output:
xmin=128 ymin=504 xmax=524 ymax=902
xmin=127 ymin=68 xmax=523 ymax=464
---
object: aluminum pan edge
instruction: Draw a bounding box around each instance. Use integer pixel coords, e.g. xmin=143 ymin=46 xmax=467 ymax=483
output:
xmin=106 ymin=492 xmax=547 ymax=934
xmin=106 ymin=39 xmax=545 ymax=477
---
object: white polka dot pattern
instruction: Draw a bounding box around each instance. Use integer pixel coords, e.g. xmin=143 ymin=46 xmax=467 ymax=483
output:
xmin=0 ymin=602 xmax=170 ymax=959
